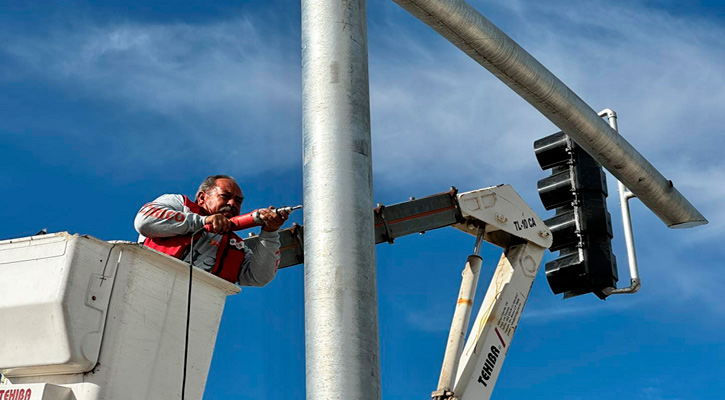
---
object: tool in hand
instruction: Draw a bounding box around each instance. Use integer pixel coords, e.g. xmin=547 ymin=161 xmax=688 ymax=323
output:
xmin=204 ymin=205 xmax=302 ymax=232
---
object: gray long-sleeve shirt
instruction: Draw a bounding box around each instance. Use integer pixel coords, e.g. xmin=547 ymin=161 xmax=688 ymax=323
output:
xmin=134 ymin=194 xmax=280 ymax=286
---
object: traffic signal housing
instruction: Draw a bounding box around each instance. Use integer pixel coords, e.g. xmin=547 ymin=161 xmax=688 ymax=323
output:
xmin=534 ymin=132 xmax=617 ymax=299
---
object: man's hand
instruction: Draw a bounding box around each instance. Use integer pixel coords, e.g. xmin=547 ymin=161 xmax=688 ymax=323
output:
xmin=259 ymin=206 xmax=289 ymax=232
xmin=205 ymin=214 xmax=231 ymax=234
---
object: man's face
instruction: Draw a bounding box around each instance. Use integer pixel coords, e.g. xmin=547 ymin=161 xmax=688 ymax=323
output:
xmin=198 ymin=178 xmax=244 ymax=218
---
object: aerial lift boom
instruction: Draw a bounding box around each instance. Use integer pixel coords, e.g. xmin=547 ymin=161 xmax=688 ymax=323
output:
xmin=249 ymin=184 xmax=552 ymax=399
xmin=434 ymin=185 xmax=551 ymax=400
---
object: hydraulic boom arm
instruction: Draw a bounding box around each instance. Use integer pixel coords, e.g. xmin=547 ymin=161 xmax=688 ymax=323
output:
xmin=245 ymin=185 xmax=551 ymax=400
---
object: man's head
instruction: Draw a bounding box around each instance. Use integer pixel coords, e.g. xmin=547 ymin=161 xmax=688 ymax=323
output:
xmin=196 ymin=175 xmax=244 ymax=218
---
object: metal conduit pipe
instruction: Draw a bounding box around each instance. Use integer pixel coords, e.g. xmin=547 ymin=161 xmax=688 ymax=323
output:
xmin=393 ymin=0 xmax=707 ymax=228
xmin=601 ymin=109 xmax=641 ymax=295
xmin=302 ymin=0 xmax=381 ymax=399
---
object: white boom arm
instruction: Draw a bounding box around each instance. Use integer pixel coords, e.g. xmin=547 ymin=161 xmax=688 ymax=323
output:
xmin=434 ymin=185 xmax=552 ymax=400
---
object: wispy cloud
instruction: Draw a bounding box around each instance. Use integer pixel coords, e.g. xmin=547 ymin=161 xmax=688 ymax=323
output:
xmin=639 ymin=379 xmax=684 ymax=400
xmin=1 ymin=17 xmax=302 ymax=174
xmin=399 ymin=298 xmax=456 ymax=333
xmin=523 ymin=298 xmax=638 ymax=322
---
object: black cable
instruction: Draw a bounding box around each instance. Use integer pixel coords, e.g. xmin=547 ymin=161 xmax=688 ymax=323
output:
xmin=182 ymin=227 xmax=205 ymax=400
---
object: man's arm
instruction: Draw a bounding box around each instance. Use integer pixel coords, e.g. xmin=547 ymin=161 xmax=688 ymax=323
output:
xmin=238 ymin=230 xmax=281 ymax=286
xmin=134 ymin=194 xmax=206 ymax=238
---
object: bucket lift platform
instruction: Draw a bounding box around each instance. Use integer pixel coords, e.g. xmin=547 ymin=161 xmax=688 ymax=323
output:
xmin=0 ymin=233 xmax=239 ymax=400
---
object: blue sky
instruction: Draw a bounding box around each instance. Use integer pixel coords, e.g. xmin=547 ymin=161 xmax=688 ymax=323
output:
xmin=1 ymin=0 xmax=723 ymax=399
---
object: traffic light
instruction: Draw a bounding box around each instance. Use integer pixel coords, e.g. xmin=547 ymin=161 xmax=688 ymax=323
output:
xmin=534 ymin=132 xmax=617 ymax=299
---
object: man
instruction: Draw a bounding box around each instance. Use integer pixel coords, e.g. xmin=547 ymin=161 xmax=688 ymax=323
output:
xmin=134 ymin=175 xmax=288 ymax=286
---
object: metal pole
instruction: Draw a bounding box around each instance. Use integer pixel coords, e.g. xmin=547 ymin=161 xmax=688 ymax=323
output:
xmin=392 ymin=0 xmax=707 ymax=229
xmin=600 ymin=109 xmax=641 ymax=295
xmin=301 ymin=0 xmax=381 ymax=399
xmin=434 ymin=229 xmax=485 ymax=398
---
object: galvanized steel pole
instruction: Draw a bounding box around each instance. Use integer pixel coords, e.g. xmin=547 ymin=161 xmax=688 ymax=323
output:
xmin=393 ymin=0 xmax=707 ymax=228
xmin=301 ymin=0 xmax=381 ymax=399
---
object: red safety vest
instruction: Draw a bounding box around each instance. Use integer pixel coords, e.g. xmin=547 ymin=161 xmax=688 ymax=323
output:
xmin=143 ymin=196 xmax=245 ymax=283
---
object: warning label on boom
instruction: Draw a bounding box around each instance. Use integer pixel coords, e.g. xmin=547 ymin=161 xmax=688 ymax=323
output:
xmin=497 ymin=292 xmax=524 ymax=337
